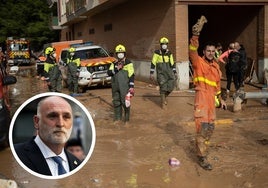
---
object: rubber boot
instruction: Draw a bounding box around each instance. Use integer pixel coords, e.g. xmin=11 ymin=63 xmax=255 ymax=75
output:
xmin=124 ymin=107 xmax=130 ymax=122
xmin=198 ymin=156 xmax=213 ymax=170
xmin=196 ymin=122 xmax=214 ymax=170
xmin=114 ymin=106 xmax=122 ymax=124
xmin=165 ymin=91 xmax=171 ymax=105
xmin=164 ymin=94 xmax=168 ymax=105
xmin=196 ymin=133 xmax=208 ymax=158
xmin=161 ymin=94 xmax=167 ymax=110
xmin=124 ymin=107 xmax=131 ymax=127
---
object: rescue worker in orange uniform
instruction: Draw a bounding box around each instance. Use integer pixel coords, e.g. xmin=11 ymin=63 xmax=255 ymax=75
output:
xmin=189 ymin=16 xmax=227 ymax=170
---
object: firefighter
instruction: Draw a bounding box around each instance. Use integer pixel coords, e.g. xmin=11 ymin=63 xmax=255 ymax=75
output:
xmin=66 ymin=47 xmax=80 ymax=94
xmin=36 ymin=54 xmax=46 ymax=79
xmin=107 ymin=44 xmax=135 ymax=124
xmin=44 ymin=47 xmax=62 ymax=92
xmin=150 ymin=37 xmax=177 ymax=109
xmin=189 ymin=16 xmax=227 ymax=170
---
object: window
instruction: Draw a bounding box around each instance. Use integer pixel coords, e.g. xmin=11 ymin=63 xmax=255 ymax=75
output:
xmin=66 ymin=0 xmax=86 ymax=16
xmin=77 ymin=32 xmax=82 ymax=37
xmin=76 ymin=48 xmax=109 ymax=60
xmin=104 ymin=24 xmax=112 ymax=32
xmin=89 ymin=28 xmax=95 ymax=34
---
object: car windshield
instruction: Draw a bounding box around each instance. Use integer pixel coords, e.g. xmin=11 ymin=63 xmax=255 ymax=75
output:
xmin=10 ymin=42 xmax=29 ymax=51
xmin=76 ymin=48 xmax=109 ymax=60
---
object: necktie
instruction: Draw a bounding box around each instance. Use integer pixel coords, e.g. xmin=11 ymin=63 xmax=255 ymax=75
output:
xmin=52 ymin=156 xmax=67 ymax=175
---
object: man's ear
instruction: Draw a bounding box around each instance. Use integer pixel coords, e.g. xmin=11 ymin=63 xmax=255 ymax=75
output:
xmin=33 ymin=115 xmax=39 ymax=130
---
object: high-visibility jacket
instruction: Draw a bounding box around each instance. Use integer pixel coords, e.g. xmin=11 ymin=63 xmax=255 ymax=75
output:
xmin=67 ymin=56 xmax=80 ymax=67
xmin=150 ymin=49 xmax=176 ymax=94
xmin=150 ymin=49 xmax=176 ymax=74
xmin=44 ymin=56 xmax=57 ymax=74
xmin=107 ymin=58 xmax=135 ymax=88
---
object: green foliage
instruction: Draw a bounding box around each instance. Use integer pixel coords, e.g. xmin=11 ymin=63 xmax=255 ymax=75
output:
xmin=0 ymin=0 xmax=59 ymax=51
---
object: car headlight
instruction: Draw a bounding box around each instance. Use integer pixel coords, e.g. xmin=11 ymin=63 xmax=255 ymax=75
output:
xmin=8 ymin=60 xmax=14 ymax=64
xmin=80 ymin=67 xmax=87 ymax=72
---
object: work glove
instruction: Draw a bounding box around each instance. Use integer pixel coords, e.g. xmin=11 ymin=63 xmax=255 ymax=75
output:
xmin=128 ymin=88 xmax=134 ymax=96
xmin=192 ymin=15 xmax=207 ymax=36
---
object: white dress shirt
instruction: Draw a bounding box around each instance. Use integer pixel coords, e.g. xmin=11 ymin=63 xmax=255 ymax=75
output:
xmin=34 ymin=135 xmax=70 ymax=176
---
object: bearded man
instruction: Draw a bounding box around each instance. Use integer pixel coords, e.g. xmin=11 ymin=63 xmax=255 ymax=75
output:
xmin=14 ymin=96 xmax=81 ymax=176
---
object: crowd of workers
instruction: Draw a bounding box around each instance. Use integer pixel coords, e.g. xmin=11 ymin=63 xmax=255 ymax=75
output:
xmin=33 ymin=15 xmax=249 ymax=172
xmin=40 ymin=46 xmax=81 ymax=94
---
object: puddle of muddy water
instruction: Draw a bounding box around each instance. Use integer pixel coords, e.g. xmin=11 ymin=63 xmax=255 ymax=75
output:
xmin=8 ymin=65 xmax=48 ymax=114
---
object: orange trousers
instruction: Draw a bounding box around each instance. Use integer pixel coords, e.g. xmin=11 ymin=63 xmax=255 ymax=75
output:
xmin=194 ymin=90 xmax=216 ymax=157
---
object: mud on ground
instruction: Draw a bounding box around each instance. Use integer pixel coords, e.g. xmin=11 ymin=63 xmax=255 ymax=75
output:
xmin=0 ymin=67 xmax=268 ymax=188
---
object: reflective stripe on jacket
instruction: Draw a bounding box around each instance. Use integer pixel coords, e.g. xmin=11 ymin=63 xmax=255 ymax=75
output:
xmin=44 ymin=56 xmax=57 ymax=73
xmin=67 ymin=57 xmax=80 ymax=67
xmin=150 ymin=49 xmax=176 ymax=74
xmin=189 ymin=36 xmax=221 ymax=94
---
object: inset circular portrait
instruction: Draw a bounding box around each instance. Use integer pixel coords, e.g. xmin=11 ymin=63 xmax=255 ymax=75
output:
xmin=9 ymin=92 xmax=96 ymax=179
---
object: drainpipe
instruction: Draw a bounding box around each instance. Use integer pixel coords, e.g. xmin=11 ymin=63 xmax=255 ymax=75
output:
xmin=233 ymin=89 xmax=268 ymax=112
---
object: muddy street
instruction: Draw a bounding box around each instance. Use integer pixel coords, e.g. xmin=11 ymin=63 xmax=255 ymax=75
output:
xmin=1 ymin=65 xmax=268 ymax=188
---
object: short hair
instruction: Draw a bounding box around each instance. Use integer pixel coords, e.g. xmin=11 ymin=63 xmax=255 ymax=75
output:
xmin=216 ymin=43 xmax=222 ymax=48
xmin=36 ymin=96 xmax=72 ymax=116
xmin=203 ymin=41 xmax=216 ymax=50
xmin=65 ymin=138 xmax=83 ymax=149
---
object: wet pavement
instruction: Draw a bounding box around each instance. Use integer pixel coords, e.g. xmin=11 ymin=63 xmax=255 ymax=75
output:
xmin=1 ymin=65 xmax=268 ymax=188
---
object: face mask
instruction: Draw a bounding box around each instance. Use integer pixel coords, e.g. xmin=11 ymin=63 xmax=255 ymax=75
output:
xmin=70 ymin=52 xmax=75 ymax=56
xmin=52 ymin=53 xmax=57 ymax=58
xmin=117 ymin=53 xmax=124 ymax=59
xmin=161 ymin=44 xmax=167 ymax=50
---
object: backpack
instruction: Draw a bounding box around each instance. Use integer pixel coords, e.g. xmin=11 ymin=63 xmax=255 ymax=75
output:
xmin=227 ymin=51 xmax=241 ymax=73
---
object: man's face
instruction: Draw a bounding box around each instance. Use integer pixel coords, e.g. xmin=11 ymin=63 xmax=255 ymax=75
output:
xmin=203 ymin=45 xmax=216 ymax=61
xmin=234 ymin=42 xmax=240 ymax=50
xmin=34 ymin=97 xmax=73 ymax=146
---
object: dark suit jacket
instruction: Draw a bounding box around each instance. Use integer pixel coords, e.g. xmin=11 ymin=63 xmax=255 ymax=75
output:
xmin=14 ymin=137 xmax=82 ymax=176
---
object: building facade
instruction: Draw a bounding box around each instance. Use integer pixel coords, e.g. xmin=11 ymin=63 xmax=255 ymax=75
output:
xmin=53 ymin=0 xmax=268 ymax=89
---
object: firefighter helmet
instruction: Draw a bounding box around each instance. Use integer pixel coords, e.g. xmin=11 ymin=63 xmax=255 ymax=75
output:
xmin=115 ymin=44 xmax=126 ymax=53
xmin=69 ymin=47 xmax=76 ymax=53
xmin=45 ymin=47 xmax=55 ymax=55
xmin=160 ymin=37 xmax=169 ymax=44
